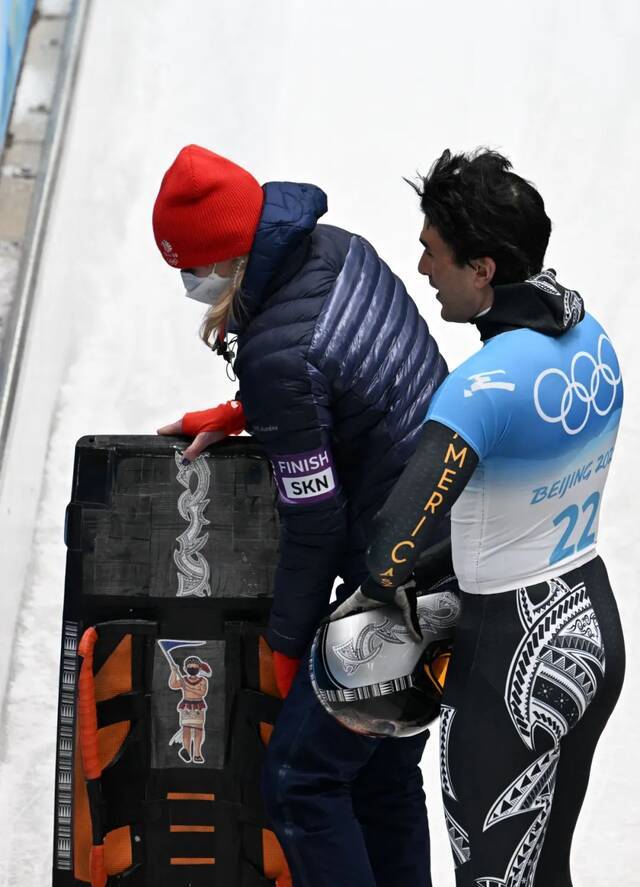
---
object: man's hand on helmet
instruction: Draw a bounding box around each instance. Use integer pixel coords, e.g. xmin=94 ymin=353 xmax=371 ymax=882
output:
xmin=329 ymin=577 xmax=423 ymax=643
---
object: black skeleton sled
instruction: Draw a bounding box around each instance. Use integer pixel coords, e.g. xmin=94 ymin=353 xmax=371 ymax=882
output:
xmin=52 ymin=435 xmax=293 ymax=887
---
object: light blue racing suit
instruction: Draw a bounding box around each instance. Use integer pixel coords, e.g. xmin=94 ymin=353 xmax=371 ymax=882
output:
xmin=426 ymin=311 xmax=623 ymax=593
xmin=364 ymin=277 xmax=626 ymax=887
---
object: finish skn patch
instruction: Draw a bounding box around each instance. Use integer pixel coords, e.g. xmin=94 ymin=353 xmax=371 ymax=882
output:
xmin=272 ymin=447 xmax=338 ymax=504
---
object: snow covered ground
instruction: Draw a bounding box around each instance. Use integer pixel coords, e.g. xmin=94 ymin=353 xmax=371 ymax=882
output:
xmin=0 ymin=1 xmax=639 ymax=884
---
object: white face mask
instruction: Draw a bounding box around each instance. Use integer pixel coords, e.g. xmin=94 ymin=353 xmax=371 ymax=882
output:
xmin=181 ymin=265 xmax=234 ymax=306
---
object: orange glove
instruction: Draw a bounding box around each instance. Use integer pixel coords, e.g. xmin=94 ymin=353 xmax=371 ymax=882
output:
xmin=273 ymin=651 xmax=301 ymax=698
xmin=182 ymin=400 xmax=245 ymax=437
xmin=158 ymin=400 xmax=245 ymax=462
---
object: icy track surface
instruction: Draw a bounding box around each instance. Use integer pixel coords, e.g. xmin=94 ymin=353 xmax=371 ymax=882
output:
xmin=1 ymin=1 xmax=639 ymax=884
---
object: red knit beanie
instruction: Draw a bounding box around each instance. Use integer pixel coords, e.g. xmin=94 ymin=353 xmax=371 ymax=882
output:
xmin=152 ymin=145 xmax=264 ymax=268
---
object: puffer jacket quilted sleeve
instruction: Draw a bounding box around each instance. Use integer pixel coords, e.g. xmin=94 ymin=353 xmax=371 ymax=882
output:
xmin=235 ymin=182 xmax=447 ymax=658
xmin=244 ymin=357 xmax=348 ymax=658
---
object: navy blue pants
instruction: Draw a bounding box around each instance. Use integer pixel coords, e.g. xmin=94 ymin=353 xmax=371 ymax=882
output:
xmin=261 ymin=651 xmax=431 ymax=887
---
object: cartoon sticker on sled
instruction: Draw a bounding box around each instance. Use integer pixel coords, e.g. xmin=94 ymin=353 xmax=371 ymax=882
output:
xmin=158 ymin=639 xmax=212 ymax=764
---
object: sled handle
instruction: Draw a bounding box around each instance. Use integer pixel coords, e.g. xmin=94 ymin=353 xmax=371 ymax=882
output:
xmin=78 ymin=627 xmax=101 ymax=778
xmin=78 ymin=626 xmax=107 ymax=887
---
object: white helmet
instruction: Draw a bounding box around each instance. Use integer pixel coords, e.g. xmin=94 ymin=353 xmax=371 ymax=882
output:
xmin=310 ymin=577 xmax=461 ymax=738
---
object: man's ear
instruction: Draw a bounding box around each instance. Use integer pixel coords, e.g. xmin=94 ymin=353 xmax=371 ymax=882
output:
xmin=473 ymin=256 xmax=496 ymax=288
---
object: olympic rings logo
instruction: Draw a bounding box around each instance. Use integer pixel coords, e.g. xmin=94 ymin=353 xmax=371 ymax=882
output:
xmin=533 ymin=335 xmax=621 ymax=436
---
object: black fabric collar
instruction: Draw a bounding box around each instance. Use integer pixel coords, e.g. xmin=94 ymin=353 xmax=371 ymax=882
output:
xmin=472 ymin=269 xmax=585 ymax=342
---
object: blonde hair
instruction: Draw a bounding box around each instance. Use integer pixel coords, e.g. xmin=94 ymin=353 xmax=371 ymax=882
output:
xmin=199 ymin=257 xmax=247 ymax=348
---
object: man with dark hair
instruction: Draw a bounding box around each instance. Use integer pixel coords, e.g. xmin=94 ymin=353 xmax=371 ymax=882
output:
xmin=334 ymin=148 xmax=625 ymax=886
xmin=411 ymin=148 xmax=551 ymax=291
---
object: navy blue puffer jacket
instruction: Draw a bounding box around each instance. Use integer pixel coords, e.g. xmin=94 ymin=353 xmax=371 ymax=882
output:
xmin=234 ymin=182 xmax=447 ymax=657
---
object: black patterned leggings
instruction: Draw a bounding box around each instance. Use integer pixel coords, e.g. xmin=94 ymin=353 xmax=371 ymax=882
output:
xmin=440 ymin=555 xmax=625 ymax=887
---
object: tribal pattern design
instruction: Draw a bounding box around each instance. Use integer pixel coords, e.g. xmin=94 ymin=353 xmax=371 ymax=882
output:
xmin=332 ymin=590 xmax=460 ymax=675
xmin=526 ymin=269 xmax=584 ymax=330
xmin=174 ymin=453 xmax=212 ymax=597
xmin=476 ymin=748 xmax=560 ymax=887
xmin=476 ymin=577 xmax=605 ymax=887
xmin=445 ymin=804 xmax=471 ymax=868
xmin=506 ymin=577 xmax=605 ymax=750
xmin=440 ymin=704 xmax=457 ymax=801
xmin=333 ymin=618 xmax=408 ymax=675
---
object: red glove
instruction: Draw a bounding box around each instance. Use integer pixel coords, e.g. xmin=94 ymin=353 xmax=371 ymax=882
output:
xmin=273 ymin=651 xmax=301 ymax=698
xmin=182 ymin=400 xmax=245 ymax=437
